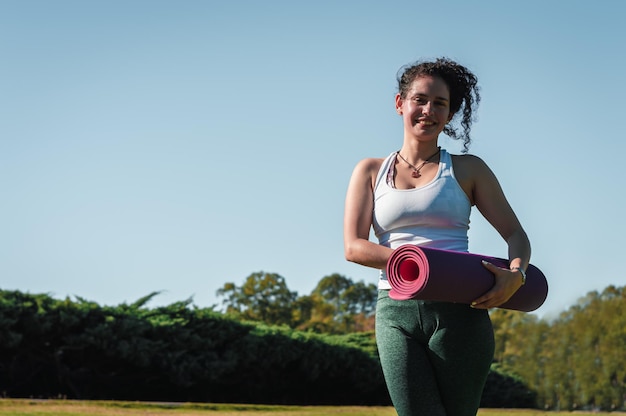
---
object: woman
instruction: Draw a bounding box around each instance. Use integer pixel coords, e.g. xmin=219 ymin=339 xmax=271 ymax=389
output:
xmin=343 ymin=57 xmax=531 ymax=416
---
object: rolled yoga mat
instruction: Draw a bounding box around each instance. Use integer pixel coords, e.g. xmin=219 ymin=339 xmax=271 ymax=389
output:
xmin=386 ymin=244 xmax=548 ymax=312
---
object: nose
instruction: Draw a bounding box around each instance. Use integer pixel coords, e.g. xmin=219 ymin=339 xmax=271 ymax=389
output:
xmin=422 ymin=101 xmax=433 ymax=116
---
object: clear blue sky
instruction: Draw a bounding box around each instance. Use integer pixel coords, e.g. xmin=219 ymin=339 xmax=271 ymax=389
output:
xmin=2 ymin=0 xmax=625 ymax=319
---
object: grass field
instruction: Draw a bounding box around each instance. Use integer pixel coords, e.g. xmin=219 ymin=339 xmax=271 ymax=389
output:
xmin=1 ymin=400 xmax=624 ymax=416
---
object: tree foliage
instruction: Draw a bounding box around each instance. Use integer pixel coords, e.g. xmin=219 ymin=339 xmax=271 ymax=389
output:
xmin=216 ymin=272 xmax=296 ymax=326
xmin=490 ymin=285 xmax=626 ymax=411
xmin=217 ymin=272 xmax=376 ymax=334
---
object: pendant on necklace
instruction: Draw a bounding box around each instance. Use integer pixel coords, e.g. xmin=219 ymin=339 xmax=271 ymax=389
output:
xmin=411 ymin=170 xmax=421 ymax=178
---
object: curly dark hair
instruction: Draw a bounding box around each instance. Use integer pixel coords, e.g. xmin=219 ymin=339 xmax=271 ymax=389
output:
xmin=397 ymin=57 xmax=480 ymax=153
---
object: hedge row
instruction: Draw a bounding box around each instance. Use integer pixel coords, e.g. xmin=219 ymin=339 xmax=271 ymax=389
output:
xmin=0 ymin=290 xmax=534 ymax=407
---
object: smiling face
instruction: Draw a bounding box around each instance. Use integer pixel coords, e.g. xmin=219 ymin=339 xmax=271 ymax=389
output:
xmin=395 ymin=75 xmax=453 ymax=141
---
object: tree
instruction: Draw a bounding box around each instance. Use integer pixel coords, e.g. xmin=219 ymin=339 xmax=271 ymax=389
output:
xmin=310 ymin=274 xmax=377 ymax=333
xmin=216 ymin=272 xmax=297 ymax=326
xmin=495 ymin=285 xmax=626 ymax=411
xmin=312 ymin=274 xmax=353 ymax=313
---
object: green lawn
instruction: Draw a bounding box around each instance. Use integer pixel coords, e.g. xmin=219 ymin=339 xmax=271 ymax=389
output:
xmin=0 ymin=399 xmax=622 ymax=416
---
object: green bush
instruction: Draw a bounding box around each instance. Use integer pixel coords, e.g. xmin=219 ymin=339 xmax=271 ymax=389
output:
xmin=0 ymin=290 xmax=388 ymax=404
xmin=0 ymin=290 xmax=533 ymax=407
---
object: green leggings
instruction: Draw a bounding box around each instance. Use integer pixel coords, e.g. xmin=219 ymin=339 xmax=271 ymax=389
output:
xmin=375 ymin=290 xmax=494 ymax=416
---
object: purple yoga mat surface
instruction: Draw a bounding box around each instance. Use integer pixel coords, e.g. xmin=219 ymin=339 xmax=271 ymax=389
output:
xmin=386 ymin=244 xmax=548 ymax=312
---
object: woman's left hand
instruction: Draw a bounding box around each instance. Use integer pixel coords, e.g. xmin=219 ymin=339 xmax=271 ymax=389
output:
xmin=470 ymin=261 xmax=524 ymax=309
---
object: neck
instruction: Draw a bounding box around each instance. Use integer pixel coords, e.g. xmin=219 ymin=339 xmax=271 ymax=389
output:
xmin=399 ymin=143 xmax=441 ymax=163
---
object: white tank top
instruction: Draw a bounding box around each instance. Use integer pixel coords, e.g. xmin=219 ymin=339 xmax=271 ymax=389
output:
xmin=373 ymin=148 xmax=471 ymax=289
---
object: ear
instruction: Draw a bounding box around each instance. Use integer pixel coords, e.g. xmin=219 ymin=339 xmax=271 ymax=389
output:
xmin=395 ymin=93 xmax=403 ymax=115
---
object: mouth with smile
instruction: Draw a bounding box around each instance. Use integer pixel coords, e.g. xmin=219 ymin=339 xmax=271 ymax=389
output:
xmin=415 ymin=119 xmax=436 ymax=127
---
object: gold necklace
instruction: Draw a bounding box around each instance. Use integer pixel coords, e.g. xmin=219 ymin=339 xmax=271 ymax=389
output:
xmin=396 ymin=147 xmax=441 ymax=178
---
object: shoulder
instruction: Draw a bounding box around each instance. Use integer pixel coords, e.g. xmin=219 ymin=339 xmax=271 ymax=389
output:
xmin=351 ymin=156 xmax=386 ymax=177
xmin=451 ymin=153 xmax=493 ymax=180
xmin=450 ymin=154 xmax=500 ymax=204
xmin=347 ymin=156 xmax=387 ymax=191
xmin=450 ymin=153 xmax=488 ymax=168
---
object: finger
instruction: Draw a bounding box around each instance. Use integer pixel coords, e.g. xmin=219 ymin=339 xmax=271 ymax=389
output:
xmin=471 ymin=293 xmax=494 ymax=309
xmin=473 ymin=297 xmax=500 ymax=309
xmin=471 ymin=300 xmax=490 ymax=309
xmin=481 ymin=259 xmax=498 ymax=273
xmin=474 ymin=261 xmax=496 ymax=306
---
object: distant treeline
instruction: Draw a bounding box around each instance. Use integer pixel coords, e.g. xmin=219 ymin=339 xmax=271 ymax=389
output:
xmin=489 ymin=285 xmax=626 ymax=411
xmin=0 ymin=287 xmax=533 ymax=407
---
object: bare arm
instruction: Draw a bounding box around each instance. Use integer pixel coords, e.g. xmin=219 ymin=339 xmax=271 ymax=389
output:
xmin=343 ymin=158 xmax=393 ymax=270
xmin=464 ymin=156 xmax=531 ymax=309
